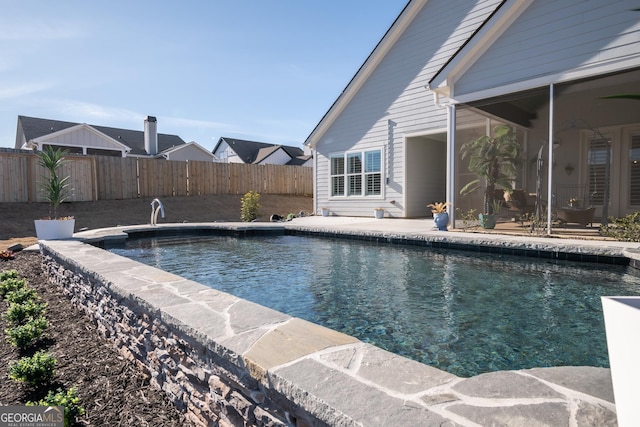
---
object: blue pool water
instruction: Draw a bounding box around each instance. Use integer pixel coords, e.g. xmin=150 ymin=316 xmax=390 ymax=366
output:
xmin=109 ymin=234 xmax=640 ymax=377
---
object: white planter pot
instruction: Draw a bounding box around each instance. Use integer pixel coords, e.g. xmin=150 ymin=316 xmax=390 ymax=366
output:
xmin=34 ymin=219 xmax=76 ymax=240
xmin=601 ymin=296 xmax=640 ymax=427
xmin=374 ymin=209 xmax=384 ymax=219
xmin=321 ymin=208 xmax=330 ymax=217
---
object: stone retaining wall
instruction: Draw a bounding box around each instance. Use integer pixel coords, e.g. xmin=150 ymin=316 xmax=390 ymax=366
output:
xmin=38 ymin=236 xmax=619 ymax=427
xmin=41 ymin=246 xmax=302 ymax=426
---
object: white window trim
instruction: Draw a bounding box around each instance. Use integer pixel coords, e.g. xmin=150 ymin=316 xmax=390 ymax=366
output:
xmin=329 ymin=148 xmax=384 ymax=199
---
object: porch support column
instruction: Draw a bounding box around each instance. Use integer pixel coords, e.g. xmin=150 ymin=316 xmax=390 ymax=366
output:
xmin=447 ymin=104 xmax=456 ymax=228
xmin=547 ymin=84 xmax=555 ymax=235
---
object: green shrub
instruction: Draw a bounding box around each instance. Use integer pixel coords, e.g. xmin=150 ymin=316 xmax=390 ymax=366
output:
xmin=455 ymin=208 xmax=477 ymax=231
xmin=0 ymin=277 xmax=27 ymax=298
xmin=5 ymin=286 xmax=38 ymax=304
xmin=9 ymin=350 xmax=56 ymax=386
xmin=5 ymin=316 xmax=48 ymax=348
xmin=0 ymin=269 xmax=19 ymax=281
xmin=3 ymin=300 xmax=48 ymax=325
xmin=601 ymin=212 xmax=640 ymax=242
xmin=28 ymin=387 xmax=84 ymax=427
xmin=240 ymin=191 xmax=261 ymax=222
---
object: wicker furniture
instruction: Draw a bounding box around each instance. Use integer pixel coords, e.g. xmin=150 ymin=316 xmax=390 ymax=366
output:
xmin=557 ymin=207 xmax=596 ymax=226
xmin=502 ymin=189 xmax=536 ymax=217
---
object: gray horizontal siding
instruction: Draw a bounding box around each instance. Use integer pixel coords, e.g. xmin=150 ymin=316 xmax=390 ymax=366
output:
xmin=46 ymin=127 xmax=121 ymax=150
xmin=315 ymin=0 xmax=501 ymax=216
xmin=456 ymin=0 xmax=640 ymax=95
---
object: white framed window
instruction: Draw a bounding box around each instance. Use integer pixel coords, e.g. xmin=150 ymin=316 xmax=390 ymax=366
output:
xmin=330 ymin=149 xmax=382 ymax=197
xmin=364 ymin=150 xmax=381 ymax=195
xmin=588 ymin=137 xmax=611 ymax=205
xmin=330 ymin=156 xmax=345 ymax=196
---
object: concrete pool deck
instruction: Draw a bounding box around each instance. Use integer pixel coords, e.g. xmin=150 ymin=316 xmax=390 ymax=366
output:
xmin=50 ymin=216 xmax=636 ymax=426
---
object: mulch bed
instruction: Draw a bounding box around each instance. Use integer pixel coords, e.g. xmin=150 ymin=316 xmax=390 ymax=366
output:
xmin=0 ymin=250 xmax=194 ymax=426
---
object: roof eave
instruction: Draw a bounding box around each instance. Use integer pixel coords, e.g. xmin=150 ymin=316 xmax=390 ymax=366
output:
xmin=428 ymin=0 xmax=528 ymax=99
xmin=31 ymin=123 xmax=132 ymax=152
xmin=304 ymin=0 xmax=419 ymax=148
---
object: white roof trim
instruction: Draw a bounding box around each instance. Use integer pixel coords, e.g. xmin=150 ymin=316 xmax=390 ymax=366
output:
xmin=305 ymin=0 xmax=422 ymax=147
xmin=31 ymin=123 xmax=132 ymax=152
xmin=428 ymin=0 xmax=534 ymax=96
xmin=449 ymin=54 xmax=640 ymax=105
xmin=161 ymin=141 xmax=215 ymax=158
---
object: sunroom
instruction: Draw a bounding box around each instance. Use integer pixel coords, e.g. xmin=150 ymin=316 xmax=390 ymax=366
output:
xmin=428 ymin=1 xmax=640 ymax=234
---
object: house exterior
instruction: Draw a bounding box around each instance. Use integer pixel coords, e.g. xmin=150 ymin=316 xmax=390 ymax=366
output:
xmin=212 ymin=137 xmax=312 ymax=167
xmin=15 ymin=115 xmax=216 ymax=162
xmin=305 ymin=0 xmax=640 ymax=230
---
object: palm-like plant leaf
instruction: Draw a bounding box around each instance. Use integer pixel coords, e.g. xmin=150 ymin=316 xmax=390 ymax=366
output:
xmin=460 ymin=124 xmax=520 ymax=214
xmin=38 ymin=146 xmax=71 ymax=219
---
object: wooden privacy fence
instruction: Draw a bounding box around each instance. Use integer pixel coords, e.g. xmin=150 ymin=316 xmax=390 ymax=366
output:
xmin=0 ymin=151 xmax=313 ymax=203
xmin=0 ymin=150 xmax=95 ymax=203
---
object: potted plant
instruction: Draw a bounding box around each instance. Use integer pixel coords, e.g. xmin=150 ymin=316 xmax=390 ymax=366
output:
xmin=478 ymin=199 xmax=504 ymax=230
xmin=427 ymin=202 xmax=450 ymax=231
xmin=34 ymin=146 xmax=75 ymax=240
xmin=374 ymin=207 xmax=384 ymax=219
xmin=459 ymin=124 xmax=520 ymax=229
xmin=320 ymin=207 xmax=330 ymax=217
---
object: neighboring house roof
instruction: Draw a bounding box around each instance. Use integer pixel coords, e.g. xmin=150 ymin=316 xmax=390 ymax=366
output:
xmin=254 ymin=145 xmax=285 ymax=164
xmin=286 ymin=154 xmax=313 ymax=166
xmin=213 ymin=137 xmax=276 ymax=163
xmin=280 ymin=145 xmax=306 ymax=159
xmin=17 ymin=115 xmax=186 ymax=156
xmin=212 ymin=137 xmax=309 ymax=166
xmin=160 ymin=141 xmax=217 ymax=161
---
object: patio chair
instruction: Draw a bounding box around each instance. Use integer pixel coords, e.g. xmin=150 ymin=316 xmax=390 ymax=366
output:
xmin=502 ymin=189 xmax=536 ymax=218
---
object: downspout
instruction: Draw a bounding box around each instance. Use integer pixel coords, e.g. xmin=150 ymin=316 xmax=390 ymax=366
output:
xmin=312 ymin=146 xmax=318 ymax=215
xmin=547 ymin=84 xmax=555 ymax=235
xmin=430 ymin=88 xmax=455 ymax=228
xmin=447 ymin=104 xmax=455 ymax=227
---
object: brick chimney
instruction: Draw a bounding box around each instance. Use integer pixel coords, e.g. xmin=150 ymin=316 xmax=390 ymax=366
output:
xmin=144 ymin=116 xmax=158 ymax=155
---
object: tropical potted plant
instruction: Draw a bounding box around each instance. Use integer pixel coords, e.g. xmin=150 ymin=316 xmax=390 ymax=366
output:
xmin=459 ymin=124 xmax=520 ymax=229
xmin=427 ymin=202 xmax=450 ymax=231
xmin=34 ymin=146 xmax=75 ymax=240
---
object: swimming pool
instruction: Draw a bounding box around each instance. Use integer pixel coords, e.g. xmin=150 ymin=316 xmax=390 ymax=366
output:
xmin=109 ymin=233 xmax=640 ymax=377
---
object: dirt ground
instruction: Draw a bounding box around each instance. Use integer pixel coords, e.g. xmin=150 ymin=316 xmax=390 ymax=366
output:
xmin=0 ymin=251 xmax=197 ymax=425
xmin=0 ymin=194 xmax=313 ymax=250
xmin=0 ymin=194 xmax=312 ymax=425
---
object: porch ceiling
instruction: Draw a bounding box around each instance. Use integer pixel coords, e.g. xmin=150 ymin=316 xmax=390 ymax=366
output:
xmin=465 ymin=68 xmax=640 ymax=128
xmin=467 ymin=88 xmax=550 ymax=128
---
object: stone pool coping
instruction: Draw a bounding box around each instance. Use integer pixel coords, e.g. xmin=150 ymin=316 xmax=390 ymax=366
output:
xmin=40 ymin=217 xmax=630 ymax=425
xmin=75 ymin=216 xmax=640 ymax=265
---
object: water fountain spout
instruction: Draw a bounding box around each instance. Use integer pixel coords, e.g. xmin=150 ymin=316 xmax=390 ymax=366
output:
xmin=150 ymin=198 xmax=165 ymax=226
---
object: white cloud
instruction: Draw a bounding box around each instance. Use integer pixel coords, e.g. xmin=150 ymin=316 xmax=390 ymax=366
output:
xmin=37 ymin=99 xmax=142 ymax=125
xmin=0 ymin=83 xmax=53 ymax=100
xmin=0 ymin=22 xmax=82 ymax=41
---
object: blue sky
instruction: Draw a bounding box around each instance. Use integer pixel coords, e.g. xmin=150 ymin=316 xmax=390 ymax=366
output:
xmin=1 ymin=1 xmax=408 ymax=151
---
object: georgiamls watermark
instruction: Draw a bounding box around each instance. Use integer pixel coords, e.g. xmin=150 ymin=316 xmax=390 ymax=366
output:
xmin=0 ymin=406 xmax=63 ymax=427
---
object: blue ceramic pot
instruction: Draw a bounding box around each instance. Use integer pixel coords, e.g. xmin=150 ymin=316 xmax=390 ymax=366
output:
xmin=433 ymin=213 xmax=449 ymax=231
